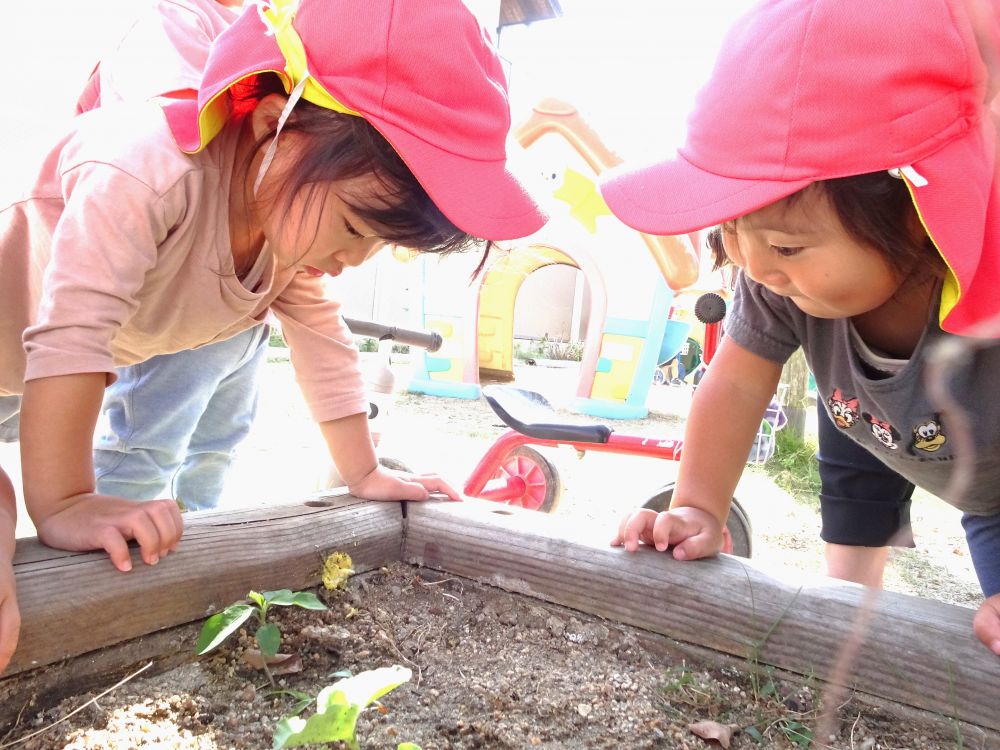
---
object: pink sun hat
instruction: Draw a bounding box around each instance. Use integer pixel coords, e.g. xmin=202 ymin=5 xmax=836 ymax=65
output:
xmin=601 ymin=0 xmax=1000 ymax=336
xmin=162 ymin=0 xmax=546 ymax=242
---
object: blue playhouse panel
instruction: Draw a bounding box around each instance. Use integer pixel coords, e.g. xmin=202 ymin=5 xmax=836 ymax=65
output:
xmin=573 ymin=396 xmax=649 ymax=420
xmin=407 ymin=377 xmax=482 ymax=400
xmin=575 ymin=281 xmax=676 ymax=420
xmin=658 ymin=319 xmax=693 ymax=366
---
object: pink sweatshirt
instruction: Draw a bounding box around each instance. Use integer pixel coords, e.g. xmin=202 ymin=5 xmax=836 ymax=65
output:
xmin=0 ymin=101 xmax=368 ymax=424
xmin=98 ymin=0 xmax=239 ymax=105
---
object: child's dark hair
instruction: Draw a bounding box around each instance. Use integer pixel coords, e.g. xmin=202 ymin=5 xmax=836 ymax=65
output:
xmin=231 ymin=74 xmax=483 ymax=258
xmin=706 ymin=172 xmax=943 ymax=282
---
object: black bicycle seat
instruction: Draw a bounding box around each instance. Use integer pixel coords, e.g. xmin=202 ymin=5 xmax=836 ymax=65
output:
xmin=482 ymin=385 xmax=613 ymax=444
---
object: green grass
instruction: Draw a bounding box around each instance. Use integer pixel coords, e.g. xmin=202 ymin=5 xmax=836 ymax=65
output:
xmin=755 ymin=429 xmax=821 ymax=508
xmin=268 ymin=328 xmax=287 ymax=348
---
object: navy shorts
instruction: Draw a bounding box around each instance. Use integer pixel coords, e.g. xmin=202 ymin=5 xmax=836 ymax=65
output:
xmin=816 ymin=401 xmax=1000 ymax=597
xmin=815 ymin=400 xmax=915 ymax=548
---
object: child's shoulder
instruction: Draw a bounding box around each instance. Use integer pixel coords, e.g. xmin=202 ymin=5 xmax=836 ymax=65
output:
xmin=59 ymin=102 xmax=203 ymax=194
xmin=152 ymin=0 xmax=240 ymax=33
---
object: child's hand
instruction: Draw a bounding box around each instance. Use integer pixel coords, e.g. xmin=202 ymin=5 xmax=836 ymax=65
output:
xmin=348 ymin=464 xmax=461 ymax=502
xmin=973 ymin=593 xmax=1000 ymax=656
xmin=611 ymin=506 xmax=724 ymax=561
xmin=0 ymin=560 xmax=19 ymax=674
xmin=34 ymin=494 xmax=183 ymax=572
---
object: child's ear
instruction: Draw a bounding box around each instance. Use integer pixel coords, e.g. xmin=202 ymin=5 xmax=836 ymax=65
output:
xmin=250 ymin=93 xmax=290 ymax=142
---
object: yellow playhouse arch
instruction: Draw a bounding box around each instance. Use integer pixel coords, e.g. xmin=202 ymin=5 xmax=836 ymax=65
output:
xmin=476 ymin=244 xmax=606 ymax=388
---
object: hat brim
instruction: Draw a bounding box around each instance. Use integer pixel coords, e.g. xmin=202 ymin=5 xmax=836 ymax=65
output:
xmin=366 ymin=117 xmax=545 ymax=241
xmin=910 ymin=116 xmax=999 ymax=335
xmin=162 ymin=6 xmax=288 ymax=154
xmin=600 ymin=151 xmax=812 ymax=237
xmin=163 ymin=98 xmax=202 ymax=153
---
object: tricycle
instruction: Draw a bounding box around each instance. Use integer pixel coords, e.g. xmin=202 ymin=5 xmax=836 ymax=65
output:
xmin=462 ymin=293 xmax=767 ymax=558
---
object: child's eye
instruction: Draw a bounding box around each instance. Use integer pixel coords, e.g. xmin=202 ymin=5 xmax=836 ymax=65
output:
xmin=770 ymin=245 xmax=803 ymax=257
xmin=344 ymin=219 xmax=363 ymax=239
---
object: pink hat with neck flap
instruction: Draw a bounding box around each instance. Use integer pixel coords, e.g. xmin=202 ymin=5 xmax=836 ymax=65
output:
xmin=601 ymin=0 xmax=1000 ymax=336
xmin=163 ymin=0 xmax=547 ymax=242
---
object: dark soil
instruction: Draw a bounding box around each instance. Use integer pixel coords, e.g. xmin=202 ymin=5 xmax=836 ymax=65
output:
xmin=5 ymin=563 xmax=991 ymax=750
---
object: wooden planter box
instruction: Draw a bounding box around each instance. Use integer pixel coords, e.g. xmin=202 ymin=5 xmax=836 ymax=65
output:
xmin=3 ymin=498 xmax=999 ymax=734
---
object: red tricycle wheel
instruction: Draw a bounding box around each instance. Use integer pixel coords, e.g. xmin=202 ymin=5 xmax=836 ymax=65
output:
xmin=494 ymin=446 xmax=562 ymax=513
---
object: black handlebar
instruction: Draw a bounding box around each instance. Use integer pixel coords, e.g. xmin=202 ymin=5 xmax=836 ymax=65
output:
xmin=344 ymin=317 xmax=443 ymax=353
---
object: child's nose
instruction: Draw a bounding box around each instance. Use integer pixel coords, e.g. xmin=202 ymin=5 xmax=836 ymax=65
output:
xmin=740 ymin=246 xmax=780 ymax=286
xmin=342 ymin=238 xmax=384 ymax=267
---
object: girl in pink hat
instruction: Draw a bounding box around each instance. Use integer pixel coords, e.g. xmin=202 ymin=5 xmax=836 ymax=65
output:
xmin=0 ymin=0 xmax=545 ymax=672
xmin=605 ymin=0 xmax=1000 ymax=656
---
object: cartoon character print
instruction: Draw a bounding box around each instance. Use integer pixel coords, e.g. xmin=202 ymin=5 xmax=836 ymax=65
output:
xmin=910 ymin=417 xmax=947 ymax=454
xmin=861 ymin=412 xmax=900 ymax=450
xmin=827 ymin=388 xmax=860 ymax=429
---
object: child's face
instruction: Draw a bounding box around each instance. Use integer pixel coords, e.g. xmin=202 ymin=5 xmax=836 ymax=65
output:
xmin=722 ymin=188 xmax=904 ymax=319
xmin=264 ymin=174 xmax=390 ymax=278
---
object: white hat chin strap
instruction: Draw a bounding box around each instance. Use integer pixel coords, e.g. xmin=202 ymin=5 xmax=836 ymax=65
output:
xmin=253 ymin=74 xmax=309 ymax=198
xmin=887 ymin=165 xmax=928 ymax=187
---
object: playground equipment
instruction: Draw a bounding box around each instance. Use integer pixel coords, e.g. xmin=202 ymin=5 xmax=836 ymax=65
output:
xmin=407 ymin=99 xmax=703 ymax=419
xmin=462 ymin=293 xmax=783 ymax=558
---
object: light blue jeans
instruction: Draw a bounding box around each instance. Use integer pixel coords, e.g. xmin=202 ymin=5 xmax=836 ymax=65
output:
xmin=94 ymin=325 xmax=269 ymax=511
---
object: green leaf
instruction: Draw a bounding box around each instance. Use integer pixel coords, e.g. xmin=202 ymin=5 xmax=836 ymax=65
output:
xmin=272 ymin=716 xmax=306 ymax=750
xmin=291 ymin=591 xmax=328 ymax=610
xmin=267 ymin=689 xmax=314 ymax=718
xmin=745 ymin=726 xmax=764 ymax=744
xmin=263 ymin=589 xmax=297 ymax=606
xmin=256 ymin=622 xmax=281 ymax=658
xmin=782 ymin=721 xmax=813 ymax=748
xmin=271 ymin=666 xmax=412 ymax=750
xmin=248 ymin=591 xmax=267 ymax=609
xmin=328 ymin=665 xmax=412 ymax=708
xmin=196 ymin=603 xmax=254 ymax=655
xmin=397 ymin=744 xmax=422 ymax=750
xmin=272 ymin=704 xmax=360 ymax=750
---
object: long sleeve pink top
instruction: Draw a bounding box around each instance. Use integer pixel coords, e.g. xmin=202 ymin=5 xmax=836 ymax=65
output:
xmin=0 ymin=101 xmax=368 ymax=424
xmin=98 ymin=0 xmax=239 ymax=106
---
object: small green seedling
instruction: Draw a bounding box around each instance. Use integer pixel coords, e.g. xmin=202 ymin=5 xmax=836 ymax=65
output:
xmin=272 ymin=665 xmax=417 ymax=750
xmin=196 ymin=589 xmax=327 ymax=661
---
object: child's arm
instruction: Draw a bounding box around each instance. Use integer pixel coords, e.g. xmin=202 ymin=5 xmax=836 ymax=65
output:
xmin=320 ymin=412 xmax=460 ymax=501
xmin=20 ymin=374 xmax=183 ymax=571
xmin=613 ymin=337 xmax=782 ymax=558
xmin=271 ymin=275 xmax=460 ymax=501
xmin=0 ymin=467 xmax=19 ymax=673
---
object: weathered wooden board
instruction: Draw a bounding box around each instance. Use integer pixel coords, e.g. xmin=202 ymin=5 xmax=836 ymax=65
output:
xmin=6 ymin=497 xmax=401 ymax=676
xmin=403 ymin=500 xmax=1000 ymax=732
